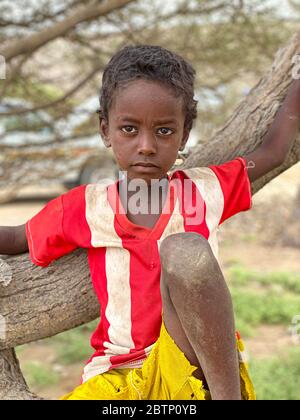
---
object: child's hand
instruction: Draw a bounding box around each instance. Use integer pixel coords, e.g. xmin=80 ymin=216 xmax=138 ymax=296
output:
xmin=0 ymin=225 xmax=28 ymax=255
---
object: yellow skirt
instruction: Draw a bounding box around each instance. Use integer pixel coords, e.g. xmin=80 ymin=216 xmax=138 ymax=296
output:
xmin=61 ymin=322 xmax=256 ymax=400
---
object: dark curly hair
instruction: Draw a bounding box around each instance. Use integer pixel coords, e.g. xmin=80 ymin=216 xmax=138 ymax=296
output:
xmin=99 ymin=45 xmax=198 ymax=131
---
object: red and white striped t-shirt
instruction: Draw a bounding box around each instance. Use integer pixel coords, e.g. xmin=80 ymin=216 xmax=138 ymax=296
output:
xmin=25 ymin=157 xmax=252 ymax=383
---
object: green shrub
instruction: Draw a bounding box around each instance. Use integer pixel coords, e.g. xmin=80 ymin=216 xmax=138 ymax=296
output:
xmin=232 ymin=290 xmax=300 ymax=327
xmin=23 ymin=362 xmax=59 ymax=389
xmin=51 ymin=320 xmax=99 ymax=364
xmin=250 ymin=348 xmax=300 ymax=400
xmin=228 ymin=264 xmax=300 ymax=293
xmin=224 ymin=264 xmax=300 ymax=337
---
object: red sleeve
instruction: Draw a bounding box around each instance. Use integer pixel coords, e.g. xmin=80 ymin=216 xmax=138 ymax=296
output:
xmin=25 ymin=185 xmax=91 ymax=267
xmin=209 ymin=157 xmax=252 ymax=225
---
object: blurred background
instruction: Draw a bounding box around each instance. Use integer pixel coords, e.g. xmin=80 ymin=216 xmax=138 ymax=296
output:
xmin=0 ymin=0 xmax=300 ymax=400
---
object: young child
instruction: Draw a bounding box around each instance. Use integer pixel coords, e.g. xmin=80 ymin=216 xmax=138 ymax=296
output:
xmin=1 ymin=45 xmax=300 ymax=400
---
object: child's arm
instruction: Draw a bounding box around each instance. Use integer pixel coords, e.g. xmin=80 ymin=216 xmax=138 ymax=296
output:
xmin=0 ymin=224 xmax=28 ymax=255
xmin=244 ymin=78 xmax=300 ymax=182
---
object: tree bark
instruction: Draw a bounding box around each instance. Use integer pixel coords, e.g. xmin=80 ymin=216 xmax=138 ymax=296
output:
xmin=0 ymin=250 xmax=99 ymax=350
xmin=0 ymin=249 xmax=99 ymax=400
xmin=0 ymin=349 xmax=41 ymax=400
xmin=182 ymin=31 xmax=300 ymax=195
xmin=0 ymin=32 xmax=300 ymax=400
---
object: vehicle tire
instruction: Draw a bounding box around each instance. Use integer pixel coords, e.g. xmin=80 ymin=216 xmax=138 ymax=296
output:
xmin=63 ymin=180 xmax=79 ymax=190
xmin=79 ymin=159 xmax=117 ymax=185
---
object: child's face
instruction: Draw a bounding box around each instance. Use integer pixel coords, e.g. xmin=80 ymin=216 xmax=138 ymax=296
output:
xmin=100 ymin=79 xmax=189 ymax=183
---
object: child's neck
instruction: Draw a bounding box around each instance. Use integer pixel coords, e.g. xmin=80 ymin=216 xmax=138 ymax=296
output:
xmin=118 ymin=174 xmax=169 ymax=229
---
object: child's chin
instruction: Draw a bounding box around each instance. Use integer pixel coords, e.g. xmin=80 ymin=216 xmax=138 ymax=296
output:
xmin=128 ymin=168 xmax=164 ymax=182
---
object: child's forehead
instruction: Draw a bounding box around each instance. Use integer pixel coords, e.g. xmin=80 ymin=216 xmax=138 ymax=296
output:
xmin=110 ymin=79 xmax=184 ymax=118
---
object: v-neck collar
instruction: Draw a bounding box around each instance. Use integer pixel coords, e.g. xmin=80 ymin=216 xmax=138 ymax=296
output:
xmin=107 ymin=174 xmax=177 ymax=240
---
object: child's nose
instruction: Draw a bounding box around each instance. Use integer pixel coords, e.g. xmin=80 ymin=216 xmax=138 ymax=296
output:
xmin=137 ymin=130 xmax=157 ymax=155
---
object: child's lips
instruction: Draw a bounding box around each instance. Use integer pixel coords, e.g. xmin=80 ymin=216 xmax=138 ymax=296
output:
xmin=133 ymin=162 xmax=159 ymax=168
xmin=133 ymin=162 xmax=158 ymax=171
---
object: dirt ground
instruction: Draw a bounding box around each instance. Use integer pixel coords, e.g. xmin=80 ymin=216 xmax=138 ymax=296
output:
xmin=0 ymin=163 xmax=299 ymax=399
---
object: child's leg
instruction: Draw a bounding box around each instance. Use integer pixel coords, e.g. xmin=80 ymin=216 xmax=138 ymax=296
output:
xmin=159 ymin=232 xmax=241 ymax=400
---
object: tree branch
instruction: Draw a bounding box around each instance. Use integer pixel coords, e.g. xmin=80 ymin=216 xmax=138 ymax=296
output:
xmin=0 ymin=250 xmax=98 ymax=400
xmin=0 ymin=63 xmax=104 ymax=116
xmin=1 ymin=0 xmax=136 ymax=62
xmin=182 ymin=31 xmax=300 ymax=195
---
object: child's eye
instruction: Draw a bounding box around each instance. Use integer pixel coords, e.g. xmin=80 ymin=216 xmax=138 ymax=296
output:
xmin=121 ymin=126 xmax=137 ymax=134
xmin=157 ymin=127 xmax=173 ymax=136
xmin=120 ymin=126 xmax=173 ymax=136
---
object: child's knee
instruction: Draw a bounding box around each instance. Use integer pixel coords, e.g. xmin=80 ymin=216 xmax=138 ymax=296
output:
xmin=159 ymin=232 xmax=217 ymax=281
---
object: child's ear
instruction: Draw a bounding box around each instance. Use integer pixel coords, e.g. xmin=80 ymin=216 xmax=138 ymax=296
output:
xmin=99 ymin=113 xmax=111 ymax=148
xmin=179 ymin=128 xmax=190 ymax=151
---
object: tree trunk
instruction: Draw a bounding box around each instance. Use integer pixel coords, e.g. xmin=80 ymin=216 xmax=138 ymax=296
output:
xmin=182 ymin=31 xmax=300 ymax=195
xmin=0 ymin=250 xmax=99 ymax=400
xmin=0 ymin=349 xmax=41 ymax=400
xmin=1 ymin=32 xmax=300 ymax=400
